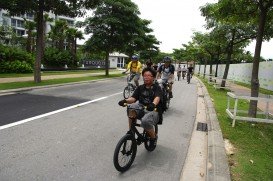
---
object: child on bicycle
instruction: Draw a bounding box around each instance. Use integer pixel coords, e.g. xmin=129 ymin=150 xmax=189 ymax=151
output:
xmin=118 ymin=67 xmax=163 ymax=149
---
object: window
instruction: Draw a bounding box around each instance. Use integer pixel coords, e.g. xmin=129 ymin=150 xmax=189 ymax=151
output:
xmin=11 ymin=19 xmax=16 ymax=27
xmin=16 ymin=20 xmax=24 ymax=28
xmin=26 ymin=13 xmax=34 ymax=20
xmin=117 ymin=57 xmax=124 ymax=68
xmin=16 ymin=29 xmax=25 ymax=36
xmin=11 ymin=19 xmax=24 ymax=28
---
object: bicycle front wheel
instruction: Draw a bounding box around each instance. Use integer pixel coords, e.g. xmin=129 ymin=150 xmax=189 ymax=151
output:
xmin=123 ymin=85 xmax=134 ymax=99
xmin=165 ymin=93 xmax=170 ymax=109
xmin=113 ymin=134 xmax=137 ymax=172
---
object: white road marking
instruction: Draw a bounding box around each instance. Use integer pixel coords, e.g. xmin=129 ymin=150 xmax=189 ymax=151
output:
xmin=0 ymin=92 xmax=122 ymax=130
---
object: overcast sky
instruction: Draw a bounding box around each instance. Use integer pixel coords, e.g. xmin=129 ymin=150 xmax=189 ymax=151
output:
xmin=78 ymin=0 xmax=273 ymax=59
xmin=131 ymin=0 xmax=273 ymax=59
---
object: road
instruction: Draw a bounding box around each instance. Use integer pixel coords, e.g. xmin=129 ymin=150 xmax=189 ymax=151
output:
xmin=0 ymin=77 xmax=197 ymax=181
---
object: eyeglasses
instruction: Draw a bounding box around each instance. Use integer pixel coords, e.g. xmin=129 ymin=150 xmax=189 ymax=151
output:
xmin=143 ymin=74 xmax=153 ymax=77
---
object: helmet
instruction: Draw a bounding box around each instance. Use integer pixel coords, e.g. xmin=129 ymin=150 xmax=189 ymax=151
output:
xmin=163 ymin=56 xmax=171 ymax=63
xmin=131 ymin=55 xmax=138 ymax=61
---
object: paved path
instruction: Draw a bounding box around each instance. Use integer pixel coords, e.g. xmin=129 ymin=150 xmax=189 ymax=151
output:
xmin=229 ymin=83 xmax=273 ymax=115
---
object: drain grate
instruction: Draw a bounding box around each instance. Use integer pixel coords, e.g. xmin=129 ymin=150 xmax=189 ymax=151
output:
xmin=198 ymin=95 xmax=204 ymax=98
xmin=197 ymin=122 xmax=208 ymax=132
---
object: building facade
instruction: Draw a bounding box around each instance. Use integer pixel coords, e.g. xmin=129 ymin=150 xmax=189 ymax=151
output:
xmin=0 ymin=10 xmax=75 ymax=37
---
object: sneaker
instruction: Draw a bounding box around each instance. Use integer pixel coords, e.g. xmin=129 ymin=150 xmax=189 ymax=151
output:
xmin=169 ymin=92 xmax=173 ymax=98
xmin=148 ymin=137 xmax=157 ymax=150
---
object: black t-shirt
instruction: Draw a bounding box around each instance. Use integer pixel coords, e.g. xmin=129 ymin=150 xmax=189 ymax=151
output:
xmin=188 ymin=67 xmax=194 ymax=73
xmin=132 ymin=84 xmax=162 ymax=106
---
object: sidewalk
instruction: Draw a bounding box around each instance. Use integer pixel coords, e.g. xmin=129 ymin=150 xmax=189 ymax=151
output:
xmin=229 ymin=83 xmax=273 ymax=115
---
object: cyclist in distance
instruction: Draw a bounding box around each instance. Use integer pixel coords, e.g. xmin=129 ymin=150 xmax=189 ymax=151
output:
xmin=182 ymin=65 xmax=187 ymax=79
xmin=123 ymin=55 xmax=142 ymax=87
xmin=187 ymin=64 xmax=194 ymax=78
xmin=156 ymin=56 xmax=175 ymax=98
xmin=118 ymin=67 xmax=163 ymax=148
xmin=145 ymin=58 xmax=153 ymax=69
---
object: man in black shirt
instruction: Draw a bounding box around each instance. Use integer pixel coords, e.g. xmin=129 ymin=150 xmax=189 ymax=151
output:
xmin=118 ymin=67 xmax=163 ymax=148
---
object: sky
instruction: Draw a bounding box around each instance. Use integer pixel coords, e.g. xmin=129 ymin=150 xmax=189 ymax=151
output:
xmin=78 ymin=0 xmax=273 ymax=59
xmin=131 ymin=0 xmax=273 ymax=59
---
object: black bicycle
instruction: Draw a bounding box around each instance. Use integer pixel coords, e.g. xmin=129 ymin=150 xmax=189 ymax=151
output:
xmin=113 ymin=105 xmax=158 ymax=172
xmin=158 ymin=79 xmax=170 ymax=110
xmin=123 ymin=73 xmax=137 ymax=99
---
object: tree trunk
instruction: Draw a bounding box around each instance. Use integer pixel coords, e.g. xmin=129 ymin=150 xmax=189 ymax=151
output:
xmin=248 ymin=8 xmax=267 ymax=117
xmin=105 ymin=51 xmax=109 ymax=76
xmin=198 ymin=63 xmax=201 ymax=75
xmin=221 ymin=31 xmax=235 ymax=87
xmin=221 ymin=50 xmax=232 ymax=87
xmin=34 ymin=0 xmax=44 ymax=83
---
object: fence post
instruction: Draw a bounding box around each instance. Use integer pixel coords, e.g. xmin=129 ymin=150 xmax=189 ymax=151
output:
xmin=232 ymin=98 xmax=238 ymax=127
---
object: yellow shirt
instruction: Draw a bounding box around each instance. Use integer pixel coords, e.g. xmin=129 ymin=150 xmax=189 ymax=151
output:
xmin=127 ymin=61 xmax=142 ymax=73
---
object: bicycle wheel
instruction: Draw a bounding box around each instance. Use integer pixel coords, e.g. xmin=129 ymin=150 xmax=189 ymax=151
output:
xmin=123 ymin=86 xmax=131 ymax=99
xmin=165 ymin=93 xmax=170 ymax=109
xmin=113 ymin=134 xmax=137 ymax=172
xmin=187 ymin=74 xmax=191 ymax=83
xmin=144 ymin=124 xmax=158 ymax=152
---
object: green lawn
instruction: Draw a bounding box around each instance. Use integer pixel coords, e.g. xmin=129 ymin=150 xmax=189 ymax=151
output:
xmin=0 ymin=69 xmax=120 ymax=78
xmin=0 ymin=74 xmax=124 ymax=90
xmin=198 ymin=76 xmax=273 ymax=181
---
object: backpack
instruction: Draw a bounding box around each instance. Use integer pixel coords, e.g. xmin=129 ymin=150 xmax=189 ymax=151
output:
xmin=160 ymin=64 xmax=175 ymax=74
xmin=139 ymin=84 xmax=164 ymax=125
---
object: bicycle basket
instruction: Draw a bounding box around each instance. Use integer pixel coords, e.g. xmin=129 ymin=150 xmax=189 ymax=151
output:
xmin=127 ymin=103 xmax=144 ymax=120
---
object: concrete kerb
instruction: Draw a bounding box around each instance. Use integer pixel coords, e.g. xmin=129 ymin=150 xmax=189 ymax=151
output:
xmin=196 ymin=77 xmax=231 ymax=181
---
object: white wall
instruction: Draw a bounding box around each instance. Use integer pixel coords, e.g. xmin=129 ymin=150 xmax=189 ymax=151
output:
xmin=195 ymin=61 xmax=273 ymax=91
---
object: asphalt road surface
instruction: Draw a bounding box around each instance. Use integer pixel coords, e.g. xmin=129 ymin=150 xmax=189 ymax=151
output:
xmin=0 ymin=77 xmax=197 ymax=181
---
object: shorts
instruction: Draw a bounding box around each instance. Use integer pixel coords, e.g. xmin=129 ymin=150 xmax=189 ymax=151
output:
xmin=162 ymin=76 xmax=174 ymax=84
xmin=127 ymin=102 xmax=159 ymax=130
xmin=133 ymin=73 xmax=140 ymax=81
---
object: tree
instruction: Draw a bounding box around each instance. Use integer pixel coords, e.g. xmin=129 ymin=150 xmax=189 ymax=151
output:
xmin=201 ymin=0 xmax=273 ymax=117
xmin=0 ymin=0 xmax=100 ymax=83
xmin=23 ymin=19 xmax=36 ymax=53
xmin=201 ymin=2 xmax=255 ymax=87
xmin=83 ymin=0 xmax=145 ymax=76
xmin=66 ymin=27 xmax=84 ymax=64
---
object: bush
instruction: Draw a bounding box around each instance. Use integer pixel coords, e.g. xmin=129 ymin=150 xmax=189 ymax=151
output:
xmin=43 ymin=48 xmax=75 ymax=67
xmin=0 ymin=60 xmax=33 ymax=73
xmin=0 ymin=44 xmax=34 ymax=73
xmin=0 ymin=44 xmax=34 ymax=65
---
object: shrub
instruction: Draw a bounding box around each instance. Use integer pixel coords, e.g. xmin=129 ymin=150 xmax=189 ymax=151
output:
xmin=0 ymin=60 xmax=33 ymax=73
xmin=0 ymin=44 xmax=34 ymax=73
xmin=43 ymin=48 xmax=75 ymax=67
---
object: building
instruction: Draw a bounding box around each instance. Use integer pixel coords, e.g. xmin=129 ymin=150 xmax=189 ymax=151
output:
xmin=0 ymin=10 xmax=75 ymax=38
xmin=109 ymin=52 xmax=128 ymax=68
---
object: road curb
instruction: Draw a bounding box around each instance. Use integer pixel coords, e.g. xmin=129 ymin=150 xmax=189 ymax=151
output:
xmin=196 ymin=77 xmax=231 ymax=181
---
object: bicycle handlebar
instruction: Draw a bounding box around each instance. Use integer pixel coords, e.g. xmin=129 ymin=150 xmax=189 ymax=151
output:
xmin=123 ymin=103 xmax=157 ymax=112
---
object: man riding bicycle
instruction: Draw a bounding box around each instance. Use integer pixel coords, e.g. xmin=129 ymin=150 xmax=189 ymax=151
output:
xmin=182 ymin=65 xmax=187 ymax=79
xmin=118 ymin=67 xmax=163 ymax=149
xmin=156 ymin=56 xmax=175 ymax=98
xmin=123 ymin=55 xmax=142 ymax=87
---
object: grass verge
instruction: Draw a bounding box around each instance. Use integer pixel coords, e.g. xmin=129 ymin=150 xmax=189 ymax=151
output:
xmin=0 ymin=69 xmax=117 ymax=78
xmin=198 ymin=76 xmax=273 ymax=181
xmin=0 ymin=74 xmax=124 ymax=90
